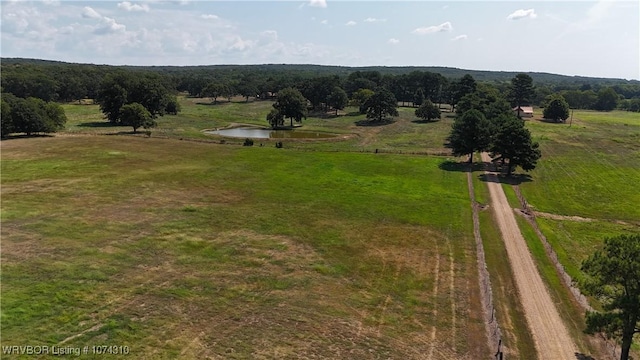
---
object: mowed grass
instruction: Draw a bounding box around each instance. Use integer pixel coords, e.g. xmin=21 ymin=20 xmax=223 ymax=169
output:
xmin=62 ymin=96 xmax=456 ymax=153
xmin=522 ymin=110 xmax=640 ymax=222
xmin=516 ymin=110 xmax=639 ymax=357
xmin=518 ymin=110 xmax=639 ymax=283
xmin=1 ymin=136 xmax=487 ymax=359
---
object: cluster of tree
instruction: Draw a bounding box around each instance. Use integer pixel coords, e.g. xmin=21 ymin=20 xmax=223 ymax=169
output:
xmin=545 ymin=87 xmax=622 ymax=111
xmin=95 ymin=72 xmax=180 ymax=132
xmin=265 ymin=86 xmax=399 ymax=128
xmin=447 ymin=74 xmax=541 ymax=175
xmin=449 ymin=110 xmax=541 ymax=175
xmin=1 ymin=93 xmax=67 ymax=137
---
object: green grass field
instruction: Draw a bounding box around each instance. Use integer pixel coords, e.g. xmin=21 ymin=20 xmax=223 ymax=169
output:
xmin=3 ymin=97 xmax=639 ymax=358
xmin=61 ymin=96 xmax=456 ymax=153
xmin=519 ymin=110 xmax=640 ymax=282
xmin=1 ymin=135 xmax=487 ymax=359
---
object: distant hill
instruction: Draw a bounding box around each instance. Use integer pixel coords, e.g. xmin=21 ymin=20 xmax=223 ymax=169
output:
xmin=2 ymin=57 xmax=637 ymax=86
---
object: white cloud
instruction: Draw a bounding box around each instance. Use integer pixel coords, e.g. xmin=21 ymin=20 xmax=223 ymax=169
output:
xmin=507 ymin=9 xmax=537 ymax=20
xmin=94 ymin=16 xmax=126 ymax=35
xmin=309 ymin=0 xmax=327 ymax=8
xmin=82 ymin=6 xmax=102 ymax=19
xmin=345 ymin=20 xmax=356 ymax=26
xmin=117 ymin=2 xmax=150 ymax=12
xmin=364 ymin=17 xmax=386 ymax=23
xmin=260 ymin=30 xmax=278 ymax=41
xmin=2 ymin=12 xmax=30 ymax=34
xmin=320 ymin=19 xmax=328 ymax=25
xmin=578 ymin=0 xmax=614 ymax=29
xmin=229 ymin=36 xmax=253 ymax=51
xmin=452 ymin=34 xmax=467 ymax=41
xmin=388 ymin=38 xmax=399 ymax=44
xmin=201 ymin=14 xmax=219 ymax=20
xmin=59 ymin=25 xmax=74 ymax=35
xmin=412 ymin=22 xmax=452 ymax=35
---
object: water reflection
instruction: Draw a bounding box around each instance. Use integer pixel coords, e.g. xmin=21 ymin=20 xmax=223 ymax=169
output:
xmin=205 ymin=127 xmax=336 ymax=139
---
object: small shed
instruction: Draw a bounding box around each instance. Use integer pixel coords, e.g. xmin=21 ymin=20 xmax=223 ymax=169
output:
xmin=513 ymin=106 xmax=534 ymax=118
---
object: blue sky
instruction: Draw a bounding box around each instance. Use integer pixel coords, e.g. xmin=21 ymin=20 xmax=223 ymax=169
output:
xmin=1 ymin=1 xmax=638 ymax=80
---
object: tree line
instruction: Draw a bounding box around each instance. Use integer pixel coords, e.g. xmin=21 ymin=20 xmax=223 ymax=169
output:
xmin=2 ymin=59 xmax=639 ymax=110
xmin=1 ymin=59 xmax=637 ymax=137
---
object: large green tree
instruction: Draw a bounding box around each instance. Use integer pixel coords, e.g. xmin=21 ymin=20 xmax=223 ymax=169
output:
xmin=266 ymin=108 xmax=284 ymax=128
xmin=202 ymin=83 xmax=226 ymax=104
xmin=509 ymin=73 xmax=535 ymax=108
xmin=448 ymin=74 xmax=477 ymax=112
xmin=327 ymin=86 xmax=349 ymax=115
xmin=594 ymin=87 xmax=619 ymax=111
xmin=351 ymin=88 xmax=375 ymax=114
xmin=96 ymin=73 xmax=174 ymax=124
xmin=581 ymin=234 xmax=640 ymax=360
xmin=1 ymin=97 xmax=13 ymax=137
xmin=456 ymin=84 xmax=512 ymax=120
xmin=119 ymin=102 xmax=155 ymax=133
xmin=489 ymin=116 xmax=541 ymax=175
xmin=96 ymin=81 xmax=128 ymax=123
xmin=415 ymin=100 xmax=441 ymax=122
xmin=273 ymin=87 xmax=308 ymax=127
xmin=363 ymin=87 xmax=398 ymax=123
xmin=1 ymin=94 xmax=66 ymax=136
xmin=237 ymin=77 xmax=259 ymax=102
xmin=543 ymin=94 xmax=570 ymax=122
xmin=448 ymin=109 xmax=492 ymax=163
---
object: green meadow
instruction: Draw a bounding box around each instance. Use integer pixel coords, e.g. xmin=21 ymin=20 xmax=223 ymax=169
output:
xmin=1 ymin=134 xmax=487 ymax=358
xmin=520 ymin=109 xmax=640 ymax=278
xmin=2 ymin=97 xmax=639 ymax=358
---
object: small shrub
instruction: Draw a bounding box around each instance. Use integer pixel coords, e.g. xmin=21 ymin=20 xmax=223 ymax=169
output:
xmin=275 ymin=141 xmax=283 ymax=148
xmin=243 ymin=138 xmax=254 ymax=146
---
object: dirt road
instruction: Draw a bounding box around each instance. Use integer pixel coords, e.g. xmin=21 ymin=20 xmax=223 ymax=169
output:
xmin=481 ymin=153 xmax=577 ymax=359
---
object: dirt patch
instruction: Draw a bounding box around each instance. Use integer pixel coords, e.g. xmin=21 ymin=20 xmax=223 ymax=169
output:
xmin=532 ymin=211 xmax=594 ymax=222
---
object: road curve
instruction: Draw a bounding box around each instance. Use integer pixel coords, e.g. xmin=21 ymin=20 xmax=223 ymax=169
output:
xmin=481 ymin=153 xmax=577 ymax=360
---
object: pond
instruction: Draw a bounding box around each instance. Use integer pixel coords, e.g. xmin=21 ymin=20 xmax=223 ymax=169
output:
xmin=205 ymin=127 xmax=337 ymax=139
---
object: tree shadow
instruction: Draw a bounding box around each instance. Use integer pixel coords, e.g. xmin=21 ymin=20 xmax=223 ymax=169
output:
xmin=194 ymin=101 xmax=229 ymax=106
xmin=103 ymin=130 xmax=141 ymax=136
xmin=78 ymin=121 xmax=115 ymax=128
xmin=345 ymin=111 xmax=363 ymax=117
xmin=1 ymin=134 xmax=55 ymax=141
xmin=355 ymin=118 xmax=396 ymax=127
xmin=538 ymin=118 xmax=566 ymax=124
xmin=478 ymin=172 xmax=533 ymax=185
xmin=438 ymin=160 xmax=534 ymax=184
xmin=574 ymin=353 xmax=596 ymax=360
xmin=411 ymin=119 xmax=440 ymax=124
xmin=309 ymin=111 xmax=340 ymax=119
xmin=438 ymin=160 xmax=487 ymax=173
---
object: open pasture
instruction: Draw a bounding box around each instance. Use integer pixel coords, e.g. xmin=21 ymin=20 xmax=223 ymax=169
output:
xmin=1 ymin=135 xmax=486 ymax=358
xmin=6 ymin=97 xmax=639 ymax=359
xmin=518 ymin=110 xmax=640 ymax=323
xmin=61 ymin=96 xmax=456 ymax=154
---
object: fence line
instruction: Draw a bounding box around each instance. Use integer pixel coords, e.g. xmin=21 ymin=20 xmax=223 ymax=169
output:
xmin=512 ymin=186 xmax=620 ymax=360
xmin=467 ymin=170 xmax=504 ymax=359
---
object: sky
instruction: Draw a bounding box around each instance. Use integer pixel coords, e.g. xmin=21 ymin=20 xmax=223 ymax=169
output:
xmin=1 ymin=0 xmax=638 ymax=80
